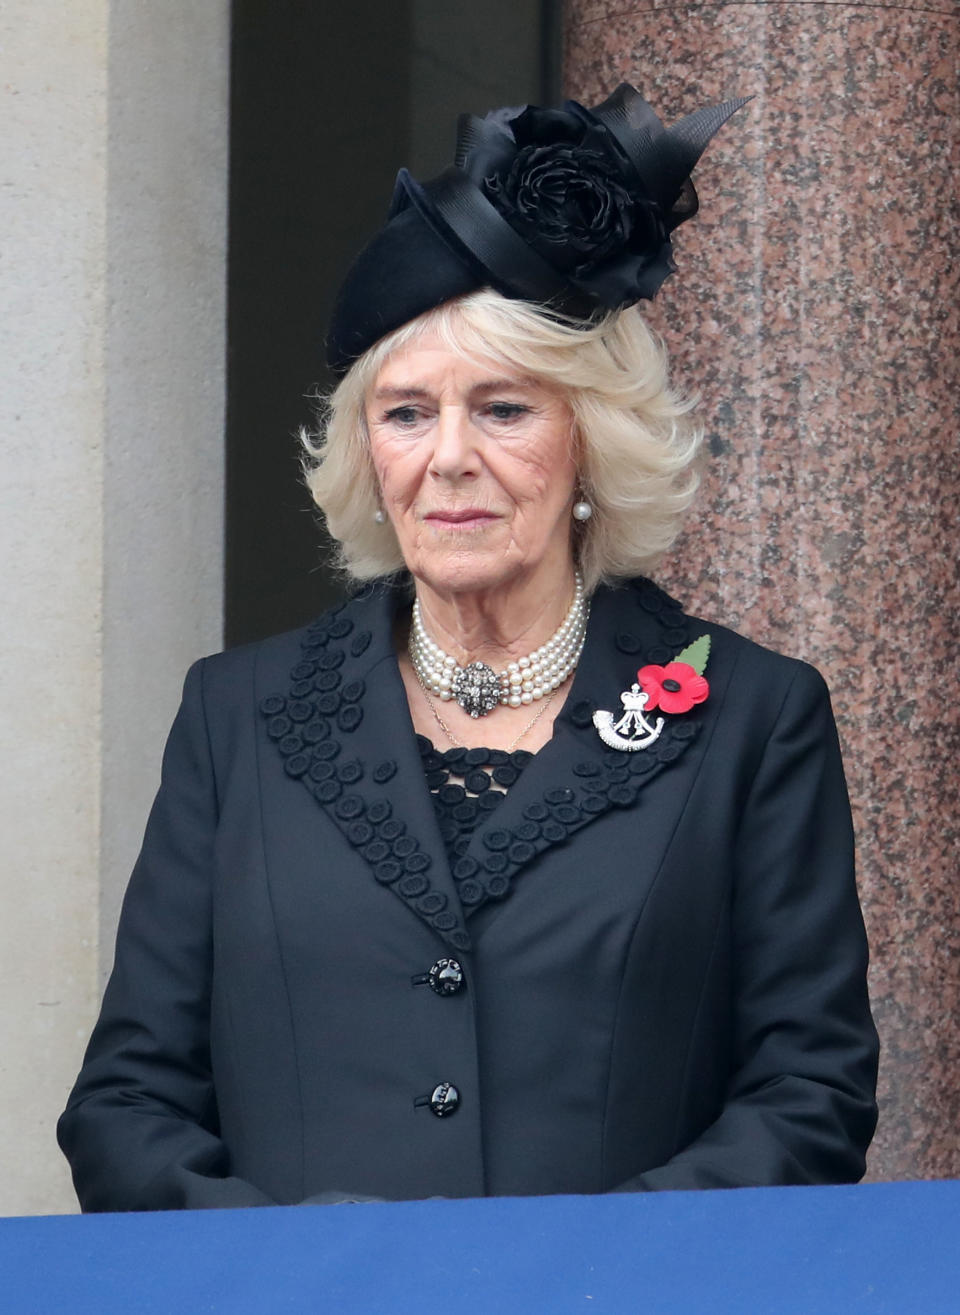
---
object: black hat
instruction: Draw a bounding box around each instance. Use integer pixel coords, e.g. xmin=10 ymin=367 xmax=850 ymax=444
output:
xmin=327 ymin=83 xmax=748 ymax=375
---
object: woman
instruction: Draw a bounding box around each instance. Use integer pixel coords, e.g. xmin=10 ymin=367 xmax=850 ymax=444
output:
xmin=59 ymin=84 xmax=878 ymax=1210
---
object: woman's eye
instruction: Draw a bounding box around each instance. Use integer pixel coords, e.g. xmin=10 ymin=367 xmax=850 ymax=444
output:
xmin=485 ymin=402 xmax=529 ymax=422
xmin=384 ymin=405 xmax=422 ymax=426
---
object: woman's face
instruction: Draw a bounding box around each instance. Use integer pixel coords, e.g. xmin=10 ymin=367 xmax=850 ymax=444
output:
xmin=365 ymin=330 xmax=578 ymax=597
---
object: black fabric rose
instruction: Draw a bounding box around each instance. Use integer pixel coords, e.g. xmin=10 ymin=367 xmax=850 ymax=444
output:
xmin=485 ymin=145 xmax=634 ymax=276
xmin=474 ymin=99 xmax=674 ymax=307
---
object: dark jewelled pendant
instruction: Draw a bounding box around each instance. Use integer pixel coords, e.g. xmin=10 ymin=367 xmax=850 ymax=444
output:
xmin=453 ymin=661 xmax=500 ymax=717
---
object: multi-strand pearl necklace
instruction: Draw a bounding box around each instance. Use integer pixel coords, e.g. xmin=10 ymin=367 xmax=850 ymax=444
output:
xmin=409 ymin=573 xmax=589 ymax=718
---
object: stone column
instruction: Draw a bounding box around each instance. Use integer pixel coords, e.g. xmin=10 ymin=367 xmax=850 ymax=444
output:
xmin=0 ymin=2 xmax=228 ymax=1214
xmin=565 ymin=2 xmax=960 ymax=1181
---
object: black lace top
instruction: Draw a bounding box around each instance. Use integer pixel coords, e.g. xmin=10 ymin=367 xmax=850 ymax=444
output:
xmin=416 ymin=735 xmax=534 ymax=867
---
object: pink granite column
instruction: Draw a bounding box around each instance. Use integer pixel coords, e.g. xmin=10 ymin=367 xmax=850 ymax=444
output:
xmin=565 ymin=2 xmax=959 ymax=1182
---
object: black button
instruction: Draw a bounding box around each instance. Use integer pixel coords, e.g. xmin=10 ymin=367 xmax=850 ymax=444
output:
xmin=484 ymin=829 xmax=511 ymax=852
xmin=286 ymin=699 xmax=314 ymax=723
xmin=545 ymin=787 xmax=575 ymax=805
xmin=458 ymin=879 xmax=484 ymax=905
xmin=661 ymin=627 xmax=688 ymax=647
xmin=430 ymin=1082 xmax=460 ymax=1117
xmin=347 ymin=820 xmax=373 ymax=846
xmin=334 ymin=794 xmax=364 ymax=820
xmin=338 ymin=705 xmax=363 ymax=732
xmin=428 ymin=958 xmax=464 ymax=996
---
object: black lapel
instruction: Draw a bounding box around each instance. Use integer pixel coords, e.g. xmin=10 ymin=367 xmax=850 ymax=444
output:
xmin=258 ymin=575 xmax=716 ymax=946
xmin=258 ymin=580 xmax=471 ymax=953
xmin=454 ymin=578 xmax=712 ymax=917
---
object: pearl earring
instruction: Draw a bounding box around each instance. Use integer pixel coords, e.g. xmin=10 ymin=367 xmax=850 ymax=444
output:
xmin=572 ymin=500 xmax=593 ymax=521
xmin=373 ymin=508 xmax=386 ymax=524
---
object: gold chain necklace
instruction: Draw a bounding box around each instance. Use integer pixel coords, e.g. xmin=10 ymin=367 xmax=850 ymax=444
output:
xmin=417 ymin=672 xmax=562 ymax=752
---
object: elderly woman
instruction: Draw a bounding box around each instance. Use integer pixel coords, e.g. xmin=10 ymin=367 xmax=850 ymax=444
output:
xmin=59 ymin=85 xmax=878 ymax=1211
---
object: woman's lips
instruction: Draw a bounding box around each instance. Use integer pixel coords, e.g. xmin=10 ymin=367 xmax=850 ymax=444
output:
xmin=424 ymin=509 xmax=499 ymax=530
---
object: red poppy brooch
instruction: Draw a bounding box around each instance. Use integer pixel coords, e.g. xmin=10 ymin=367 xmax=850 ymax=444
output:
xmin=593 ymin=635 xmax=711 ymax=751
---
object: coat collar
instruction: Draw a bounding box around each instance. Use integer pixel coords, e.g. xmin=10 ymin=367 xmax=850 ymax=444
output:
xmin=259 ymin=577 xmax=709 ymax=953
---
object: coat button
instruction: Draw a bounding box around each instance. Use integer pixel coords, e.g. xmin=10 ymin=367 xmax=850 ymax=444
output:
xmin=428 ymin=958 xmax=464 ymax=996
xmin=430 ymin=1083 xmax=460 ymax=1117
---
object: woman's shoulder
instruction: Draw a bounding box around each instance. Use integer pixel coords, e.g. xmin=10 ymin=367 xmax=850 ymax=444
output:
xmin=605 ymin=577 xmax=832 ymax=708
xmin=188 ymin=582 xmax=397 ymax=709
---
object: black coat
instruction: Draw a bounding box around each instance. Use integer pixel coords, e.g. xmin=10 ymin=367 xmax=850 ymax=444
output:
xmin=58 ymin=578 xmax=879 ymax=1210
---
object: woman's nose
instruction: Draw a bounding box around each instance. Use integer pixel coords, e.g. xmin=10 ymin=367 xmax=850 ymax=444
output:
xmin=428 ymin=406 xmax=481 ymax=481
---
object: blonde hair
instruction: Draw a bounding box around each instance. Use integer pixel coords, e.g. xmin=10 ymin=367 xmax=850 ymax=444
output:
xmin=303 ymin=290 xmax=701 ymax=593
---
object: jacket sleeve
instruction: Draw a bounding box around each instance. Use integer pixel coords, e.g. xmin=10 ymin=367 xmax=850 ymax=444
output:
xmin=617 ymin=662 xmax=879 ymax=1192
xmin=57 ymin=659 xmax=277 ymax=1211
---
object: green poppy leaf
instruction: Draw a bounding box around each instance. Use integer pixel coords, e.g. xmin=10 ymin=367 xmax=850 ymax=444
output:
xmin=673 ymin=633 xmax=711 ymax=675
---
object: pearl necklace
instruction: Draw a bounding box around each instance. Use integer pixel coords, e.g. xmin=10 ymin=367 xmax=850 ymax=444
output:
xmin=409 ymin=573 xmax=588 ymax=718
